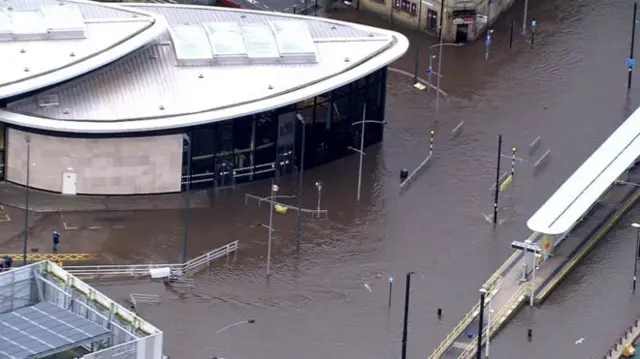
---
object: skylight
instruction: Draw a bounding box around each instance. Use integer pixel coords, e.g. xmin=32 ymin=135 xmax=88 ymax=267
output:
xmin=241 ymin=24 xmax=281 ymax=64
xmin=270 ymin=21 xmax=317 ymax=64
xmin=41 ymin=4 xmax=86 ymax=40
xmin=170 ymin=25 xmax=214 ymax=67
xmin=11 ymin=11 xmax=47 ymax=41
xmin=0 ymin=10 xmax=11 ymax=42
xmin=203 ymin=22 xmax=248 ymax=65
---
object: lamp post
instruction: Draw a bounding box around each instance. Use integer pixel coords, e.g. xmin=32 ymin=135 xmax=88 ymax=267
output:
xmin=314 ymin=181 xmax=322 ymax=219
xmin=181 ymin=134 xmax=192 ymax=264
xmin=477 ymin=288 xmax=487 ymax=359
xmin=400 ymin=271 xmax=414 ymax=359
xmin=348 ymin=104 xmax=385 ymax=202
xmin=430 ymin=42 xmax=462 ymax=124
xmin=23 ymin=136 xmax=31 ymax=266
xmin=295 ymin=114 xmax=306 ymax=252
xmin=212 ymin=319 xmax=256 ymax=358
xmin=632 ymin=223 xmax=640 ymax=292
xmin=215 ymin=319 xmax=256 ymax=335
xmin=522 ymin=0 xmax=529 ymax=34
xmin=267 ymin=182 xmax=278 ymax=276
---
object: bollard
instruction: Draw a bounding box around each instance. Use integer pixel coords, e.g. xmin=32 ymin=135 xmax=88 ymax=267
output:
xmin=429 ymin=129 xmax=435 ymax=156
xmin=451 ymin=121 xmax=464 ymax=140
xmin=528 ymin=136 xmax=541 ymax=156
xmin=400 ymin=169 xmax=409 ymax=180
xmin=527 ymin=328 xmax=533 ymax=340
xmin=437 ymin=308 xmax=442 ymax=319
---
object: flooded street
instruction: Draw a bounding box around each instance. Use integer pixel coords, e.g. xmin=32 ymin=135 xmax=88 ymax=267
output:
xmin=89 ymin=0 xmax=640 ymax=358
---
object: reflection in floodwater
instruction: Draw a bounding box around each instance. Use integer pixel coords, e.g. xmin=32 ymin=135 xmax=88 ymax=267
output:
xmin=96 ymin=1 xmax=640 ymax=357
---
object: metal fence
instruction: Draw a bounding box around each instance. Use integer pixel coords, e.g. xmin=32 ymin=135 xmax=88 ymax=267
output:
xmin=62 ymin=240 xmax=239 ymax=279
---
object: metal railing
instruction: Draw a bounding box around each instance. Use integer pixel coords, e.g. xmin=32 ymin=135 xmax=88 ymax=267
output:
xmin=457 ymin=286 xmax=527 ymax=359
xmin=63 ymin=241 xmax=239 ymax=279
xmin=427 ymin=278 xmax=501 ymax=359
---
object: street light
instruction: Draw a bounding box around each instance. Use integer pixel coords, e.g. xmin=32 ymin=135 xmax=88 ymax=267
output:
xmin=430 ymin=41 xmax=462 ymax=124
xmin=348 ymin=103 xmax=386 ymax=201
xmin=181 ymin=134 xmax=192 ymax=264
xmin=212 ymin=319 xmax=256 ymax=358
xmin=314 ymin=181 xmax=322 ymax=219
xmin=295 ymin=113 xmax=306 ymax=252
xmin=477 ymin=287 xmax=487 ymax=359
xmin=522 ymin=0 xmax=529 ymax=34
xmin=266 ymin=182 xmax=278 ymax=276
xmin=400 ymin=271 xmax=414 ymax=359
xmin=632 ymin=223 xmax=640 ymax=292
xmin=214 ymin=319 xmax=256 ymax=335
xmin=23 ymin=135 xmax=31 ymax=266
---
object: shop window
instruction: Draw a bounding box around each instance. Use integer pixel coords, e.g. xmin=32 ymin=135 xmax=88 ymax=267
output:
xmin=394 ymin=0 xmax=418 ymax=16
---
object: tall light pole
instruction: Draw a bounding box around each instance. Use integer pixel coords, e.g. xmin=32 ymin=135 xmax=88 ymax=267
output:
xmin=213 ymin=319 xmax=256 ymax=358
xmin=295 ymin=114 xmax=306 ymax=252
xmin=215 ymin=319 xmax=256 ymax=335
xmin=400 ymin=271 xmax=414 ymax=359
xmin=632 ymin=223 xmax=640 ymax=292
xmin=348 ymin=104 xmax=385 ymax=201
xmin=181 ymin=134 xmax=192 ymax=264
xmin=314 ymin=181 xmax=322 ymax=219
xmin=23 ymin=135 xmax=31 ymax=266
xmin=629 ymin=2 xmax=637 ymax=91
xmin=477 ymin=288 xmax=487 ymax=359
xmin=430 ymin=42 xmax=462 ymax=124
xmin=522 ymin=0 xmax=529 ymax=34
xmin=412 ymin=0 xmax=424 ymax=83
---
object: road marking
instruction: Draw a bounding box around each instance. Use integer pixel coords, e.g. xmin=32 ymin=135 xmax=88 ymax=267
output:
xmin=88 ymin=226 xmax=102 ymax=230
xmin=60 ymin=213 xmax=79 ymax=230
xmin=0 ymin=253 xmax=98 ymax=261
xmin=0 ymin=205 xmax=11 ymax=223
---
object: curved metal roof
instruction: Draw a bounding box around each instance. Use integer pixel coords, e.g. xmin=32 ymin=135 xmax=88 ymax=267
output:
xmin=0 ymin=4 xmax=408 ymax=134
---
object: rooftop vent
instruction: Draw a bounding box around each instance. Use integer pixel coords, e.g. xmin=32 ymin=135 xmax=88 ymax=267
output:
xmin=41 ymin=4 xmax=86 ymax=40
xmin=37 ymin=93 xmax=59 ymax=107
xmin=203 ymin=22 xmax=248 ymax=65
xmin=169 ymin=25 xmax=214 ymax=66
xmin=270 ymin=20 xmax=317 ymax=64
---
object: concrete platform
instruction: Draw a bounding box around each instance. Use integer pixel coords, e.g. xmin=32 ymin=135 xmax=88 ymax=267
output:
xmin=429 ymin=176 xmax=640 ymax=359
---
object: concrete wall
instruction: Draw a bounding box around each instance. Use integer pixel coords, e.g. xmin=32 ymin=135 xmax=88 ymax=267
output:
xmin=6 ymin=128 xmax=183 ymax=195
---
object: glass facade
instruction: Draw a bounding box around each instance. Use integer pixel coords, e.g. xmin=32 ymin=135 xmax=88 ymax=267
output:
xmin=182 ymin=67 xmax=388 ymax=190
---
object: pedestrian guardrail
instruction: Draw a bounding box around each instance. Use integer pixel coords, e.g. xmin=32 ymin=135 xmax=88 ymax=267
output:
xmin=428 ymin=278 xmax=501 ymax=359
xmin=63 ymin=240 xmax=239 ymax=280
xmin=129 ymin=293 xmax=161 ymax=307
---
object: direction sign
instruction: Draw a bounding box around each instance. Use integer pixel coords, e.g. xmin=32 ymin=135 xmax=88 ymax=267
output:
xmin=628 ymin=58 xmax=635 ymax=69
xmin=511 ymin=240 xmax=540 ymax=253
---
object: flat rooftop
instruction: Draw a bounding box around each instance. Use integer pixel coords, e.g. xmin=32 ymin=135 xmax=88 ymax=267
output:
xmin=0 ymin=261 xmax=163 ymax=358
xmin=0 ymin=4 xmax=408 ymax=134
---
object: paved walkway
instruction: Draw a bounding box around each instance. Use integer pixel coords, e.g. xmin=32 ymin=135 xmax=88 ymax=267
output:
xmin=0 ymin=182 xmax=211 ymax=213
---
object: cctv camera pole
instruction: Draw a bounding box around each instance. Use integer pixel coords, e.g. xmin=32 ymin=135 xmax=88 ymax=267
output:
xmin=401 ymin=272 xmax=414 ymax=359
xmin=629 ymin=2 xmax=637 ymax=90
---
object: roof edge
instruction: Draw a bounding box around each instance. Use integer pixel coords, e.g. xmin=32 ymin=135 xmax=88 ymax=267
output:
xmin=0 ymin=0 xmax=168 ymax=100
